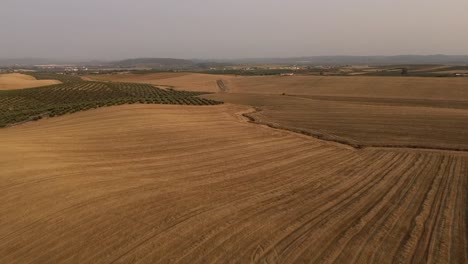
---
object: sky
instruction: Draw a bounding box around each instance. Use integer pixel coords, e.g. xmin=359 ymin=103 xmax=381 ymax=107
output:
xmin=1 ymin=0 xmax=468 ymax=60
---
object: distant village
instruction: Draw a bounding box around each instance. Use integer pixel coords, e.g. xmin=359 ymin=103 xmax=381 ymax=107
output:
xmin=1 ymin=63 xmax=468 ymax=77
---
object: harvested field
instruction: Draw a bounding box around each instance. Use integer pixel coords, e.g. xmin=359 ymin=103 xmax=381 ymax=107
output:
xmin=89 ymin=73 xmax=468 ymax=100
xmin=0 ymin=73 xmax=61 ymax=90
xmin=224 ymin=75 xmax=468 ymax=100
xmin=86 ymin=73 xmax=237 ymax=92
xmin=205 ymin=93 xmax=468 ymax=151
xmin=85 ymin=73 xmax=468 ymax=150
xmin=0 ymin=104 xmax=466 ymax=263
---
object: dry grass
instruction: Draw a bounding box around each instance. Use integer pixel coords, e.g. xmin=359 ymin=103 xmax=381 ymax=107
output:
xmin=0 ymin=104 xmax=466 ymax=263
xmin=0 ymin=73 xmax=61 ymax=90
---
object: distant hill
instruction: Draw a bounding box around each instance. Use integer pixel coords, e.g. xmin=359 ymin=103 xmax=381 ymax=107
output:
xmin=0 ymin=58 xmax=74 ymax=67
xmin=2 ymin=55 xmax=468 ymax=68
xmin=222 ymin=55 xmax=468 ymax=66
xmin=110 ymin=58 xmax=195 ymax=69
xmin=109 ymin=55 xmax=468 ymax=68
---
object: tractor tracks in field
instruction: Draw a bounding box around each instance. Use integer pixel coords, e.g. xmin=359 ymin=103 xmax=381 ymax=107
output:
xmin=216 ymin=80 xmax=228 ymax=93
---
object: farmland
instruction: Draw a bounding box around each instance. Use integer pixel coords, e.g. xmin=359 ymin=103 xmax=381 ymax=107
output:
xmin=85 ymin=73 xmax=468 ymax=100
xmin=206 ymin=75 xmax=468 ymax=151
xmin=0 ymin=80 xmax=220 ymax=128
xmin=0 ymin=72 xmax=467 ymax=263
xmin=205 ymin=93 xmax=468 ymax=151
xmin=223 ymin=75 xmax=468 ymax=100
xmin=0 ymin=104 xmax=466 ymax=263
xmin=87 ymin=72 xmax=237 ymax=92
xmin=0 ymin=73 xmax=61 ymax=90
xmin=88 ymin=72 xmax=468 ymax=150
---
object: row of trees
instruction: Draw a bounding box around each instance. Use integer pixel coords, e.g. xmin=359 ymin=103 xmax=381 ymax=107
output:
xmin=0 ymin=81 xmax=222 ymax=127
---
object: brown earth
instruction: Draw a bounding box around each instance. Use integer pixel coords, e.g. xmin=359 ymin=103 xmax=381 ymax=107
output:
xmin=0 ymin=104 xmax=466 ymax=263
xmin=0 ymin=73 xmax=61 ymax=90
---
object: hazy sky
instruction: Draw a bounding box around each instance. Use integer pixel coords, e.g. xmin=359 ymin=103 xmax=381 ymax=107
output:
xmin=2 ymin=0 xmax=467 ymax=60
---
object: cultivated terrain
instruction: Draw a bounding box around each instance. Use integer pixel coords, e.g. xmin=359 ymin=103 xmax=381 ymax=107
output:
xmin=1 ymin=72 xmax=467 ymax=263
xmin=88 ymin=73 xmax=468 ymax=150
xmin=0 ymin=73 xmax=61 ymax=90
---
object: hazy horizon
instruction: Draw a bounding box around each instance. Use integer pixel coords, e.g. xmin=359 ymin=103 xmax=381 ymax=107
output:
xmin=2 ymin=0 xmax=467 ymax=60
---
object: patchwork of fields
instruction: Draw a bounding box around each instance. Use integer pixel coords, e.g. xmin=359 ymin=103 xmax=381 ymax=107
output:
xmin=87 ymin=73 xmax=468 ymax=100
xmin=87 ymin=73 xmax=237 ymax=92
xmin=1 ymin=72 xmax=467 ymax=263
xmin=97 ymin=72 xmax=468 ymax=151
xmin=0 ymin=79 xmax=220 ymax=127
xmin=205 ymin=93 xmax=468 ymax=151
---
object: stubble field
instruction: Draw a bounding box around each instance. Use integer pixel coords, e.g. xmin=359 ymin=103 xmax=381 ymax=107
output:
xmin=0 ymin=73 xmax=61 ymax=90
xmin=91 ymin=72 xmax=468 ymax=150
xmin=0 ymin=104 xmax=466 ymax=263
xmin=205 ymin=93 xmax=468 ymax=151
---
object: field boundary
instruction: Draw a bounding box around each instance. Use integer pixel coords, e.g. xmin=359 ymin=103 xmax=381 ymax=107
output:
xmin=242 ymin=107 xmax=468 ymax=153
xmin=285 ymin=94 xmax=468 ymax=110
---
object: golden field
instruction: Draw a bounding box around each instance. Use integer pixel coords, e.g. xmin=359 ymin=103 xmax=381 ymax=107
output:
xmin=0 ymin=73 xmax=61 ymax=90
xmin=0 ymin=104 xmax=466 ymax=263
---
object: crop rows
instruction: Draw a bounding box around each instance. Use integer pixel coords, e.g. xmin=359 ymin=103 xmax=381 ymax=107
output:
xmin=0 ymin=81 xmax=221 ymax=127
